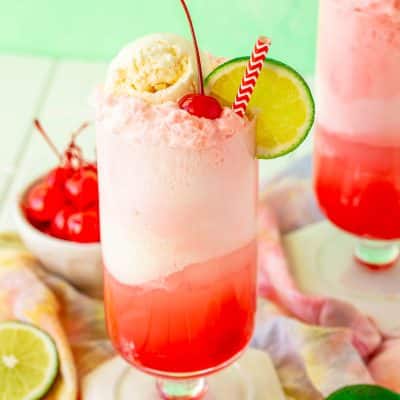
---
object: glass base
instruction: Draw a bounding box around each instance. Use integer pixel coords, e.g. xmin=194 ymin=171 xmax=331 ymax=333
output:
xmin=317 ymin=232 xmax=400 ymax=298
xmin=284 ymin=222 xmax=400 ymax=336
xmin=355 ymin=239 xmax=399 ymax=270
xmin=117 ymin=362 xmax=253 ymax=399
xmin=157 ymin=378 xmax=207 ymax=399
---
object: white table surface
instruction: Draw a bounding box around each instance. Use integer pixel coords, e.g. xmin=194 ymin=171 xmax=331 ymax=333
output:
xmin=0 ymin=54 xmax=313 ymax=231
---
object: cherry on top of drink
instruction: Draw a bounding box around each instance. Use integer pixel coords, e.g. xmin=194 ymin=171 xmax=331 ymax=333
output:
xmin=177 ymin=0 xmax=223 ymax=120
xmin=22 ymin=120 xmax=100 ymax=244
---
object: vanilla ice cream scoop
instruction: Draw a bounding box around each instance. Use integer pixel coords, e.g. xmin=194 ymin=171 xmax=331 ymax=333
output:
xmin=105 ymin=33 xmax=212 ymax=104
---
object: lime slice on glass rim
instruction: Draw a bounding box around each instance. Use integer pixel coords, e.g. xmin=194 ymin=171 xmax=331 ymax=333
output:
xmin=0 ymin=321 xmax=59 ymax=400
xmin=326 ymin=385 xmax=400 ymax=400
xmin=205 ymin=57 xmax=315 ymax=159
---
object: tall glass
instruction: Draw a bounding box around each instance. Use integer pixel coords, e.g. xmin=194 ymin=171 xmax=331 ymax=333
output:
xmin=96 ymin=96 xmax=258 ymax=398
xmin=314 ymin=0 xmax=400 ymax=269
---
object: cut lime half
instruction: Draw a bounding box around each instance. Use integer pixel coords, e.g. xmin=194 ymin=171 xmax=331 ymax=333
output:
xmin=0 ymin=321 xmax=59 ymax=400
xmin=205 ymin=57 xmax=315 ymax=159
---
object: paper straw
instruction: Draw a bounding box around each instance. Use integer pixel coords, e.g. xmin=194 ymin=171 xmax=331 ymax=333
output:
xmin=232 ymin=36 xmax=271 ymax=117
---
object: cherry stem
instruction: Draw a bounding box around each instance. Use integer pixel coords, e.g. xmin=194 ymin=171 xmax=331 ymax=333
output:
xmin=71 ymin=121 xmax=90 ymax=142
xmin=33 ymin=119 xmax=62 ymax=161
xmin=180 ymin=0 xmax=204 ymax=95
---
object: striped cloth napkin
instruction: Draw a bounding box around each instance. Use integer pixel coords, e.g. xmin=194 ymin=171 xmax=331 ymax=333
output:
xmin=0 ymin=233 xmax=113 ymax=399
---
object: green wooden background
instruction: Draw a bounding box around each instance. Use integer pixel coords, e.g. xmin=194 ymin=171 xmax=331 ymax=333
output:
xmin=0 ymin=0 xmax=318 ymax=74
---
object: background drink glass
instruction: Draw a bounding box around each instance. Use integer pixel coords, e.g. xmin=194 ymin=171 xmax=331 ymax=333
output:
xmin=97 ymin=107 xmax=258 ymax=399
xmin=314 ymin=0 xmax=400 ymax=269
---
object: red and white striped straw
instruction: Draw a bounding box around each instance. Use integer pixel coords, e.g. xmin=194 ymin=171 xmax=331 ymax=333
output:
xmin=232 ymin=36 xmax=271 ymax=118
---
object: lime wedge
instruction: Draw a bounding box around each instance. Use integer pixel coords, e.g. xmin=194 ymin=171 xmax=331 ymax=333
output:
xmin=0 ymin=321 xmax=59 ymax=400
xmin=326 ymin=385 xmax=400 ymax=400
xmin=205 ymin=57 xmax=315 ymax=159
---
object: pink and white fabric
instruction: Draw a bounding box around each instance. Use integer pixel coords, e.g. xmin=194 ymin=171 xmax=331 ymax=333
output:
xmin=254 ymin=179 xmax=400 ymax=396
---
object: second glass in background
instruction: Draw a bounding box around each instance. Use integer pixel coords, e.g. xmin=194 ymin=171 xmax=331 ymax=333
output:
xmin=314 ymin=0 xmax=400 ymax=268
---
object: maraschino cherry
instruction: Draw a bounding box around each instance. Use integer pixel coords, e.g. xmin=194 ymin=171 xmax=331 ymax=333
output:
xmin=23 ymin=120 xmax=100 ymax=243
xmin=179 ymin=94 xmax=222 ymax=119
xmin=23 ymin=121 xmax=66 ymax=224
xmin=67 ymin=210 xmax=100 ymax=243
xmin=50 ymin=206 xmax=74 ymax=239
xmin=24 ymin=181 xmax=64 ymax=223
xmin=65 ymin=169 xmax=98 ymax=210
xmin=46 ymin=166 xmax=73 ymax=189
xmin=178 ymin=0 xmax=223 ymax=120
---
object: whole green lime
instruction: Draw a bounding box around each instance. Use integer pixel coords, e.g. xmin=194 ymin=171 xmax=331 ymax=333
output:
xmin=327 ymin=385 xmax=400 ymax=400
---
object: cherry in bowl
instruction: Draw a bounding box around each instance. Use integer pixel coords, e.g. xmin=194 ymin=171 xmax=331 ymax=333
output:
xmin=14 ymin=120 xmax=102 ymax=296
xmin=15 ymin=177 xmax=103 ymax=297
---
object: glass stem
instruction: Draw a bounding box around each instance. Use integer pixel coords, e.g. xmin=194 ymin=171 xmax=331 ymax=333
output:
xmin=355 ymin=239 xmax=399 ymax=271
xmin=157 ymin=378 xmax=207 ymax=400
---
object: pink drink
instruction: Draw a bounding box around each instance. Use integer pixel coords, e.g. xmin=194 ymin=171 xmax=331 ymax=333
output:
xmin=96 ymin=92 xmax=258 ymax=377
xmin=104 ymin=241 xmax=257 ymax=374
xmin=314 ymin=0 xmax=400 ymax=240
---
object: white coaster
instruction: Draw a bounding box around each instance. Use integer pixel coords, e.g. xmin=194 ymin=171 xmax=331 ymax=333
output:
xmin=283 ymin=221 xmax=400 ymax=337
xmin=82 ymin=349 xmax=285 ymax=400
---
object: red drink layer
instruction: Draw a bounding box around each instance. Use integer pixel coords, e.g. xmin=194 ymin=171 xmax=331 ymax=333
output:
xmin=104 ymin=241 xmax=257 ymax=375
xmin=314 ymin=125 xmax=400 ymax=240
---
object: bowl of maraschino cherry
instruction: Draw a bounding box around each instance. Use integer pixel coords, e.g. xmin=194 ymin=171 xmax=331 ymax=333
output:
xmin=14 ymin=120 xmax=103 ymax=297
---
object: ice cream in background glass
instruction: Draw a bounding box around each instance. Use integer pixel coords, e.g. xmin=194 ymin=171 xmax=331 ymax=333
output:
xmin=95 ymin=32 xmax=257 ymax=398
xmin=314 ymin=0 xmax=400 ymax=268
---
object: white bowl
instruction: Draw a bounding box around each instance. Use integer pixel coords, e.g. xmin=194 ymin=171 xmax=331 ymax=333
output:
xmin=14 ymin=185 xmax=103 ymax=298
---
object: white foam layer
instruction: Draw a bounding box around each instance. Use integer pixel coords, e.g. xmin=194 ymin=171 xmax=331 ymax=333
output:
xmin=317 ymin=0 xmax=400 ymax=146
xmin=97 ymin=122 xmax=257 ymax=286
xmin=317 ymin=79 xmax=400 ymax=145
